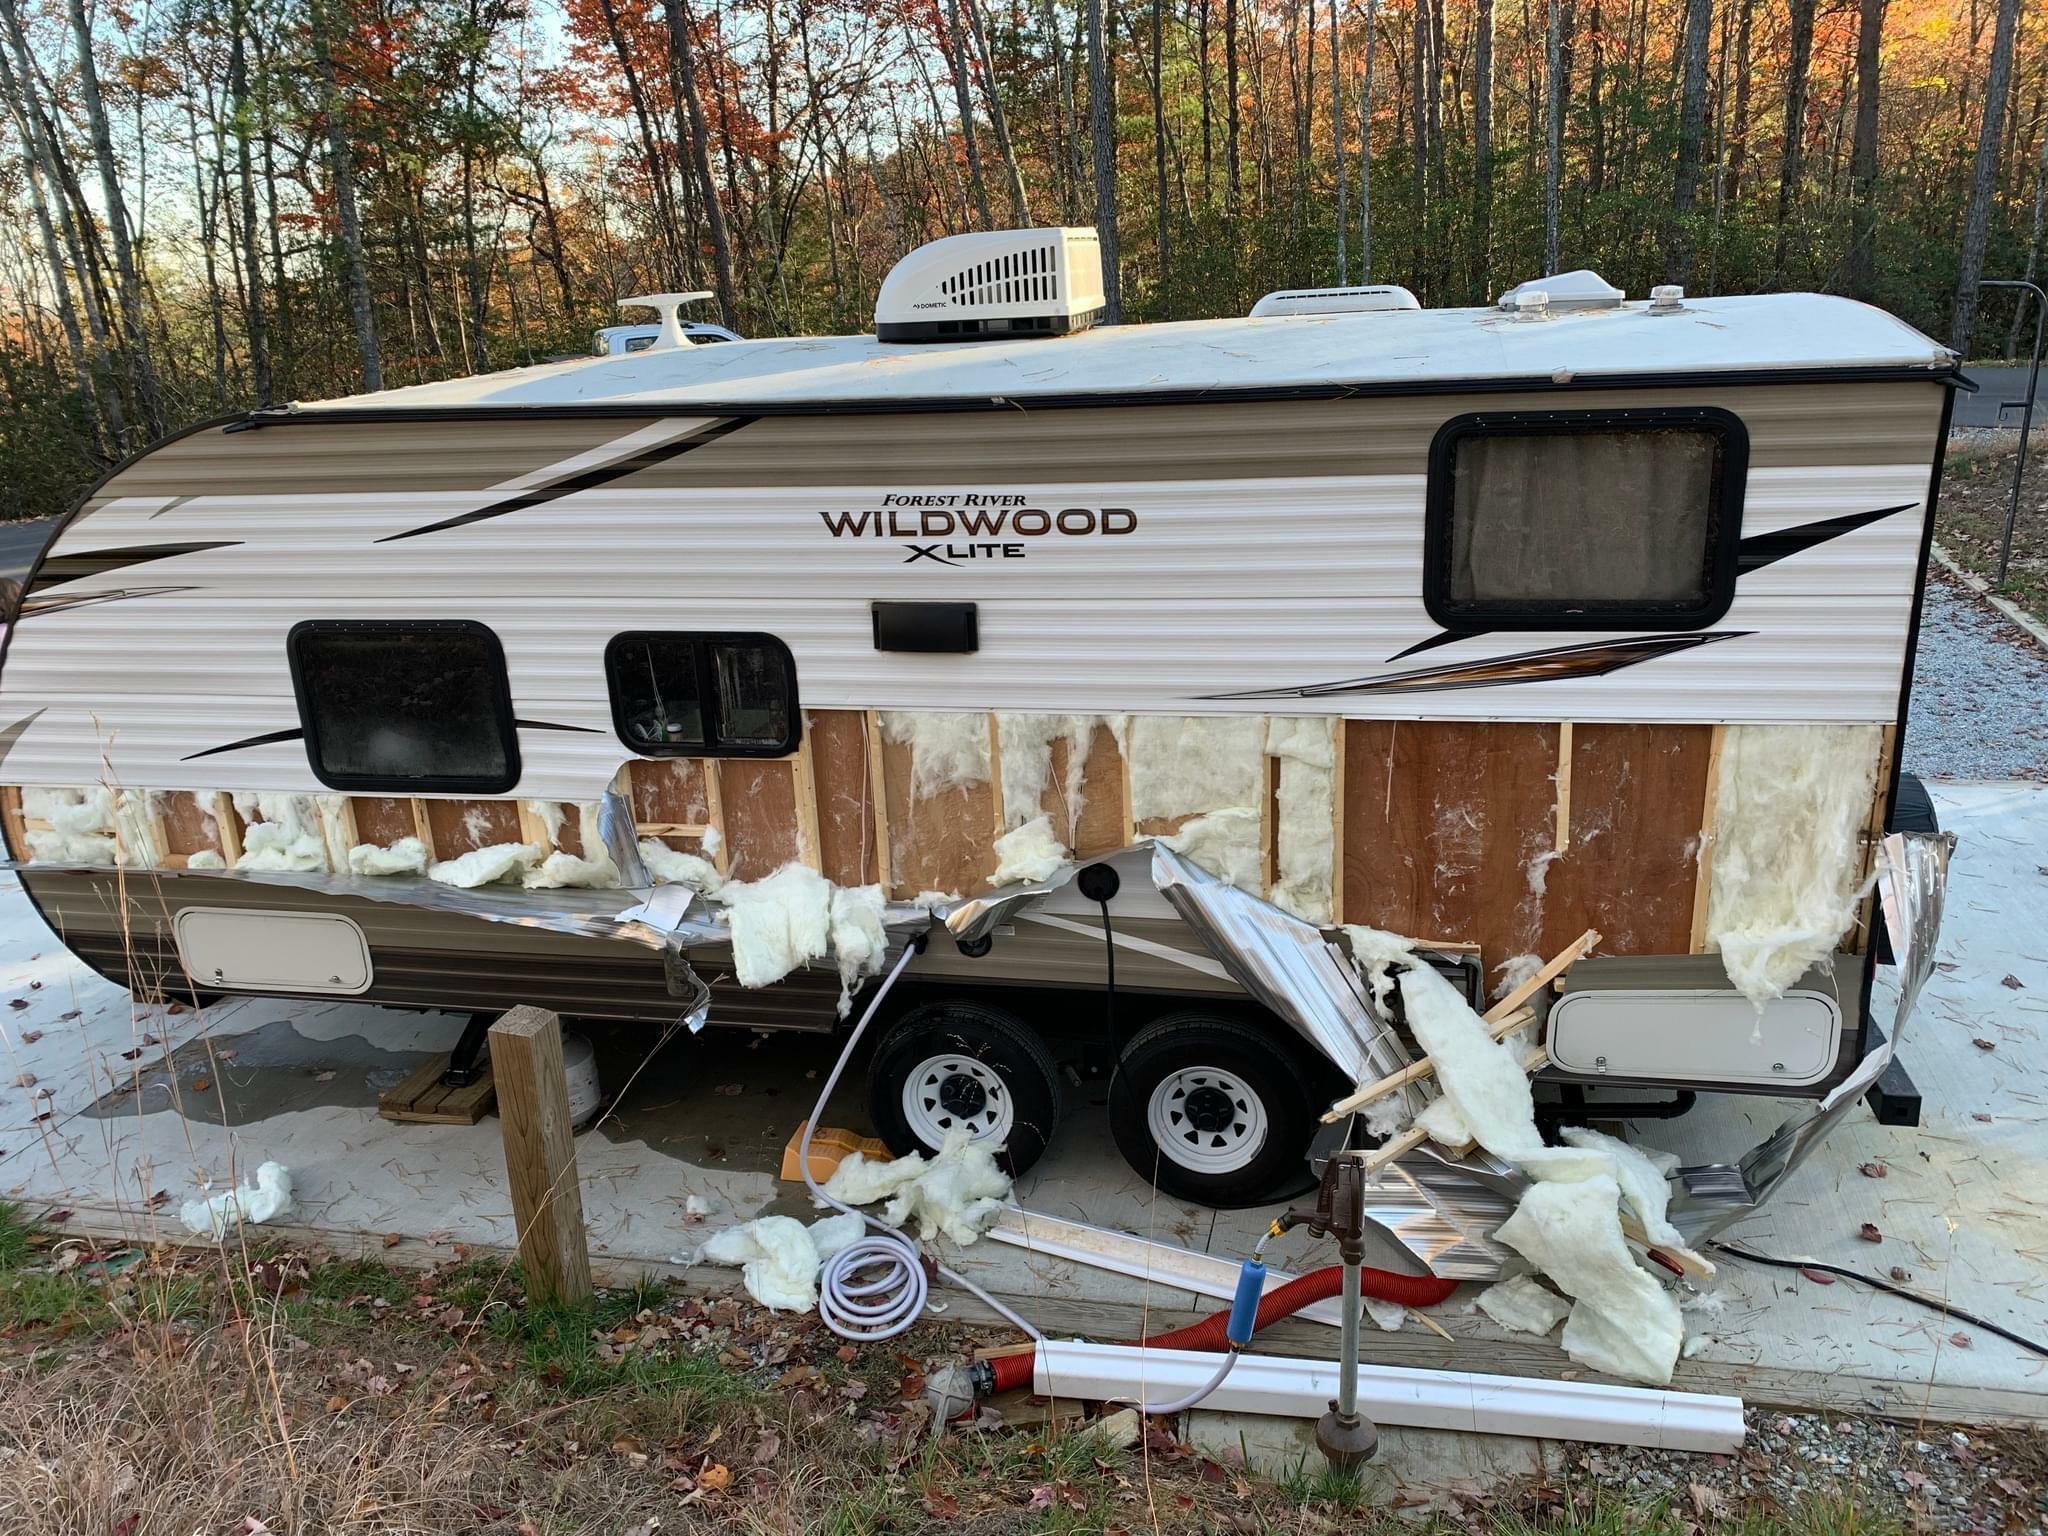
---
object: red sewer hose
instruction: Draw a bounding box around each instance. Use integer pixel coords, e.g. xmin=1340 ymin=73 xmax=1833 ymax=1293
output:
xmin=984 ymin=1264 xmax=1458 ymax=1395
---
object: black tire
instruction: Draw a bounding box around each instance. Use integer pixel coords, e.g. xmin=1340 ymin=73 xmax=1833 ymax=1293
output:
xmin=867 ymin=999 xmax=1063 ymax=1177
xmin=1108 ymin=1012 xmax=1320 ymax=1207
xmin=1874 ymin=773 xmax=1940 ymax=964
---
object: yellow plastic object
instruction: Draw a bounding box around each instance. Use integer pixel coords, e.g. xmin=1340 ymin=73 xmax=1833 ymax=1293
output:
xmin=781 ymin=1121 xmax=894 ymax=1184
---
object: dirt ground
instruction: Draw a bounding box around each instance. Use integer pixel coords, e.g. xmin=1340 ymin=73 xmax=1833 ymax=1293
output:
xmin=1938 ymin=430 xmax=2048 ymax=624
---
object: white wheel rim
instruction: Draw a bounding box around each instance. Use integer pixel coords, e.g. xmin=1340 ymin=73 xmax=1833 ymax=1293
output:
xmin=1146 ymin=1066 xmax=1269 ymax=1175
xmin=901 ymin=1053 xmax=1015 ymax=1149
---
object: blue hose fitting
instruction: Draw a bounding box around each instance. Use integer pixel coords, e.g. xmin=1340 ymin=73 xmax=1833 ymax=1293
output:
xmin=1226 ymin=1258 xmax=1266 ymax=1349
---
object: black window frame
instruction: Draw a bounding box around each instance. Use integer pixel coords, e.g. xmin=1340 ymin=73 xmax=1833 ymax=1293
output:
xmin=286 ymin=618 xmax=522 ymax=793
xmin=1421 ymin=405 xmax=1748 ymax=632
xmin=603 ymin=630 xmax=801 ymax=758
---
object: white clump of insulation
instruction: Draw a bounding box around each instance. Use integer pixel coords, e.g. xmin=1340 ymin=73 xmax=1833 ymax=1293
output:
xmin=828 ymin=883 xmax=889 ymax=1016
xmin=1560 ymin=1126 xmax=1712 ymax=1274
xmin=185 ymin=849 xmax=226 ymax=870
xmin=523 ymin=800 xmax=567 ymax=846
xmin=236 ymin=793 xmax=329 ymax=872
xmin=995 ymin=714 xmax=1100 ymax=834
xmin=314 ymin=795 xmax=353 ymax=871
xmin=1364 ymin=1298 xmax=1408 ymax=1332
xmin=723 ymin=862 xmax=833 ymax=988
xmin=1124 ymin=715 xmax=1265 ymax=824
xmin=180 ymin=1162 xmax=294 ymax=1238
xmin=695 ymin=1211 xmax=870 ymax=1313
xmin=1341 ymin=925 xmax=1421 ymax=1011
xmin=1491 ymin=952 xmax=1545 ymax=1002
xmin=991 ymin=814 xmax=1068 ymax=886
xmin=881 ymin=710 xmax=991 ymax=798
xmin=639 ymin=839 xmax=723 ymax=892
xmin=1477 ymin=1275 xmax=1572 ymax=1337
xmin=1160 ymin=807 xmax=1264 ymax=889
xmin=348 ymin=838 xmax=427 ymax=877
xmin=113 ymin=789 xmax=164 ymax=867
xmin=1705 ymin=723 xmax=1883 ymax=1008
xmin=1266 ymin=717 xmax=1338 ymax=923
xmin=1526 ymin=848 xmax=1562 ymax=897
xmin=1396 ymin=964 xmax=1606 ymax=1181
xmin=1413 ymin=1094 xmax=1474 ymax=1148
xmin=821 ymin=1128 xmax=1012 ymax=1247
xmin=427 ymin=842 xmax=541 ymax=889
xmin=526 ymin=803 xmax=621 ymax=889
xmin=1496 ymin=1175 xmax=1686 ymax=1384
xmin=25 ymin=786 xmax=117 ymax=865
xmin=701 ymin=824 xmax=723 ymax=857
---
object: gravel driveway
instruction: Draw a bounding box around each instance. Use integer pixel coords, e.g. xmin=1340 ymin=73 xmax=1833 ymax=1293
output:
xmin=1902 ymin=571 xmax=2048 ymax=782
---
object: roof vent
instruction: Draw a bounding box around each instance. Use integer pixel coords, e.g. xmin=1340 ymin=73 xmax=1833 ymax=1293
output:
xmin=617 ymin=291 xmax=715 ymax=351
xmin=1249 ymin=285 xmax=1421 ymax=318
xmin=1497 ymin=270 xmax=1625 ymax=313
xmin=875 ymin=227 xmax=1105 ymax=343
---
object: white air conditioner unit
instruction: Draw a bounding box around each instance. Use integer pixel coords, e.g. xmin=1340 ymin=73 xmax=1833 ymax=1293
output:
xmin=1249 ymin=285 xmax=1421 ymax=318
xmin=875 ymin=227 xmax=1105 ymax=343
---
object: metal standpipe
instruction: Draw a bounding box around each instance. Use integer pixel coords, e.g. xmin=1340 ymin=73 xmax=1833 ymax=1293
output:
xmin=1979 ymin=278 xmax=2046 ymax=588
xmin=1294 ymin=1156 xmax=1379 ymax=1471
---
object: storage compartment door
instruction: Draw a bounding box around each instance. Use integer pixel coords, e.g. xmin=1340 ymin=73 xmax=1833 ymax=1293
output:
xmin=174 ymin=907 xmax=374 ymax=995
xmin=1546 ymin=987 xmax=1841 ymax=1089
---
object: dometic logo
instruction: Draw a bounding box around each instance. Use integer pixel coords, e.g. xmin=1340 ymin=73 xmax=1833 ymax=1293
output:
xmin=817 ymin=493 xmax=1137 ymax=565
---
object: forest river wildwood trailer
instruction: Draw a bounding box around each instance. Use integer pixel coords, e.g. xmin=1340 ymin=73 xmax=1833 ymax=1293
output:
xmin=0 ymin=229 xmax=1962 ymax=1209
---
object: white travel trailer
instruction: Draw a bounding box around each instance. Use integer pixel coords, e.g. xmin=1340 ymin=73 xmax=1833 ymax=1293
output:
xmin=0 ymin=227 xmax=1959 ymax=1209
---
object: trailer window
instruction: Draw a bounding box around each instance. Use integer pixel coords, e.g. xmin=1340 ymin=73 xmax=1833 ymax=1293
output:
xmin=1424 ymin=408 xmax=1745 ymax=629
xmin=605 ymin=633 xmax=799 ymax=757
xmin=288 ymin=620 xmax=519 ymax=792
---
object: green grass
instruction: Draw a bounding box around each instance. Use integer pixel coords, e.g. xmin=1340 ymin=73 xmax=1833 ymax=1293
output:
xmin=0 ymin=1201 xmax=33 ymax=1271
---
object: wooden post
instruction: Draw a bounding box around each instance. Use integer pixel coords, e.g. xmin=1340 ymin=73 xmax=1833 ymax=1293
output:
xmin=488 ymin=1005 xmax=592 ymax=1305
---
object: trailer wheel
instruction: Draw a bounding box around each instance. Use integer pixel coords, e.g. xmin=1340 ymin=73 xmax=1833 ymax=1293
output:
xmin=867 ymin=1000 xmax=1063 ymax=1176
xmin=1108 ymin=1013 xmax=1317 ymax=1207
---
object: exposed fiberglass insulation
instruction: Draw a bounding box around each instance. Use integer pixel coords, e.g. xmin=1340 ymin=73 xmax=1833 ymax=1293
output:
xmin=994 ymin=714 xmax=1102 ymax=837
xmin=881 ymin=710 xmax=991 ymax=798
xmin=991 ymin=814 xmax=1069 ymax=887
xmin=638 ymin=839 xmax=723 ymax=892
xmin=1491 ymin=952 xmax=1545 ymax=1003
xmin=525 ymin=803 xmax=623 ymax=890
xmin=234 ymin=793 xmax=329 ymax=872
xmin=185 ymin=849 xmax=226 ymax=870
xmin=1477 ymin=1274 xmax=1572 ymax=1337
xmin=1378 ymin=960 xmax=1694 ymax=1383
xmin=1705 ymin=722 xmax=1883 ymax=1008
xmin=1124 ymin=714 xmax=1266 ymax=825
xmin=348 ymin=837 xmax=427 ymax=877
xmin=821 ymin=1126 xmax=1012 ymax=1247
xmin=1161 ymin=807 xmax=1265 ymax=889
xmin=24 ymin=787 xmax=116 ymax=865
xmin=722 ymin=862 xmax=833 ymax=989
xmin=1266 ymin=716 xmax=1338 ymax=923
xmin=1341 ymin=925 xmax=1420 ymax=1013
xmin=695 ymin=1211 xmax=865 ymax=1313
xmin=828 ymin=884 xmax=889 ymax=1015
xmin=523 ymin=799 xmax=567 ymax=846
xmin=427 ymin=842 xmax=542 ymax=889
xmin=1559 ymin=1126 xmax=1712 ymax=1274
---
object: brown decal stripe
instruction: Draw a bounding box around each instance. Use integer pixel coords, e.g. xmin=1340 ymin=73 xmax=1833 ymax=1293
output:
xmin=182 ymin=726 xmax=305 ymax=762
xmin=377 ymin=416 xmax=757 ymax=542
xmin=514 ymin=718 xmax=603 ymax=733
xmin=25 ymin=541 xmax=239 ymax=593
xmin=15 ymin=585 xmax=201 ymax=619
xmin=1204 ymin=631 xmax=1750 ymax=699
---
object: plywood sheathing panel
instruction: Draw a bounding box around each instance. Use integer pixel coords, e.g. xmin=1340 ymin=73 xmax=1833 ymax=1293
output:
xmin=629 ymin=759 xmax=713 ymax=830
xmin=719 ymin=759 xmax=805 ymax=882
xmin=349 ymin=797 xmax=418 ymax=852
xmin=1063 ymin=723 xmax=1130 ymax=858
xmin=0 ymin=787 xmax=24 ymax=862
xmin=809 ymin=710 xmax=879 ymax=887
xmin=157 ymin=792 xmax=228 ymax=861
xmin=1535 ymin=723 xmax=1714 ymax=958
xmin=427 ymin=799 xmax=524 ymax=858
xmin=1342 ymin=721 xmax=1560 ymax=969
xmin=881 ymin=734 xmax=997 ymax=899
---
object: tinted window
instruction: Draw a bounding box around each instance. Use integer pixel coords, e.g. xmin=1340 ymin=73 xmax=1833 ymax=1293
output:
xmin=606 ymin=633 xmax=798 ymax=757
xmin=1425 ymin=409 xmax=1745 ymax=628
xmin=289 ymin=621 xmax=518 ymax=791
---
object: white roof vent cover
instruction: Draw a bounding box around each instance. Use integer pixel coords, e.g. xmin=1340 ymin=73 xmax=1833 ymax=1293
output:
xmin=876 ymin=227 xmax=1105 ymax=343
xmin=1249 ymin=285 xmax=1421 ymax=318
xmin=1497 ymin=270 xmax=1625 ymax=312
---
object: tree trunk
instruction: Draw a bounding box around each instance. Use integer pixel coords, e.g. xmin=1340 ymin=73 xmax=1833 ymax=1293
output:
xmin=1153 ymin=0 xmax=1170 ymax=289
xmin=1225 ymin=0 xmax=1241 ymax=204
xmin=1952 ymin=0 xmax=2022 ymax=353
xmin=1545 ymin=0 xmax=1562 ymax=272
xmin=1664 ymin=0 xmax=1712 ymax=284
xmin=1330 ymin=0 xmax=1346 ymax=284
xmin=664 ymin=0 xmax=741 ymax=329
xmin=227 ymin=0 xmax=272 ymax=405
xmin=964 ymin=0 xmax=1030 ymax=224
xmin=1410 ymin=0 xmax=1427 ymax=279
xmin=311 ymin=0 xmax=381 ymax=392
xmin=1771 ymin=0 xmax=1816 ymax=285
xmin=1086 ymin=0 xmax=1122 ymax=320
xmin=592 ymin=0 xmax=689 ymax=287
xmin=1722 ymin=0 xmax=1753 ymax=201
xmin=1472 ymin=0 xmax=1493 ymax=297
xmin=1196 ymin=0 xmax=1213 ymax=198
xmin=1359 ymin=0 xmax=1376 ymax=281
xmin=1846 ymin=0 xmax=1885 ymax=301
xmin=945 ymin=0 xmax=993 ymax=228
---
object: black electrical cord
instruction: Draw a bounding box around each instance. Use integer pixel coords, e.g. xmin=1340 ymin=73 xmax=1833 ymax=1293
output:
xmin=1714 ymin=1243 xmax=2048 ymax=1358
xmin=1098 ymin=895 xmax=1118 ymax=1080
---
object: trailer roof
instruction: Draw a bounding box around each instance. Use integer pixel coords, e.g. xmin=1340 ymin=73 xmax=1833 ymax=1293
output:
xmin=291 ymin=293 xmax=1956 ymax=415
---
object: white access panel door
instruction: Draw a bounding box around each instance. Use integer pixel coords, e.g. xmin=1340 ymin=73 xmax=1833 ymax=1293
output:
xmin=1547 ymin=987 xmax=1842 ymax=1089
xmin=174 ymin=907 xmax=374 ymax=995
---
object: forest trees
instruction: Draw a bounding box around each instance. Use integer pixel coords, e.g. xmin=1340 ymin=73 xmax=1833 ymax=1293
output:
xmin=0 ymin=0 xmax=2044 ymax=516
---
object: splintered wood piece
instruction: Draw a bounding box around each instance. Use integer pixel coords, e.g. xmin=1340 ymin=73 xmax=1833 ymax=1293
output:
xmin=1483 ymin=928 xmax=1599 ymax=1023
xmin=1354 ymin=1042 xmax=1549 ymax=1171
xmin=1320 ymin=1006 xmax=1534 ymax=1123
xmin=792 ymin=737 xmax=822 ymax=871
xmin=1554 ymin=721 xmax=1574 ymax=852
xmin=865 ymin=712 xmax=891 ymax=891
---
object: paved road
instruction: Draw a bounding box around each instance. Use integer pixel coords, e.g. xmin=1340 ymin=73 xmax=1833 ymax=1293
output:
xmin=1956 ymin=366 xmax=2048 ymax=428
xmin=0 ymin=518 xmax=55 ymax=582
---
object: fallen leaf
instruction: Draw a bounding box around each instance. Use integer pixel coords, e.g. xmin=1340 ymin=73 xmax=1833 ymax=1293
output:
xmin=1689 ymin=1482 xmax=1729 ymax=1520
xmin=750 ymin=1430 xmax=780 ymax=1465
xmin=1858 ymin=1223 xmax=1882 ymax=1243
xmin=1859 ymin=1161 xmax=1888 ymax=1179
xmin=1949 ymin=1331 xmax=1972 ymax=1349
xmin=325 ymin=1394 xmax=348 ymax=1413
xmin=6 ymin=999 xmax=25 ymax=1011
xmin=59 ymin=1011 xmax=78 ymax=1021
xmin=19 ymin=1031 xmax=41 ymax=1044
xmin=1973 ymin=1112 xmax=1994 ymax=1123
xmin=697 ymin=1463 xmax=731 ymax=1492
xmin=111 ymin=1515 xmax=139 ymax=1536
xmin=835 ymin=1344 xmax=857 ymax=1362
xmin=714 ymin=1083 xmax=743 ymax=1096
xmin=191 ymin=1077 xmax=211 ymax=1093
xmin=922 ymin=1490 xmax=961 ymax=1518
xmin=12 ymin=1074 xmax=33 ymax=1089
xmin=382 ymin=1232 xmax=402 ymax=1249
xmin=40 ymin=1207 xmax=71 ymax=1224
xmin=2001 ymin=974 xmax=2024 ymax=990
xmin=315 ymin=1070 xmax=337 ymax=1082
xmin=1890 ymin=1266 xmax=1913 ymax=1282
xmin=1972 ymin=1037 xmax=1996 ymax=1051
xmin=1026 ymin=1486 xmax=1054 ymax=1511
xmin=1798 ymin=1267 xmax=1836 ymax=1285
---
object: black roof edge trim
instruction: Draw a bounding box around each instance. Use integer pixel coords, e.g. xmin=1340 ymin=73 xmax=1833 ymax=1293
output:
xmin=233 ymin=364 xmax=1968 ymax=426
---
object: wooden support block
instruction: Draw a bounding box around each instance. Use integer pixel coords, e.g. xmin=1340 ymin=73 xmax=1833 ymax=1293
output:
xmin=1849 ymin=724 xmax=1898 ymax=955
xmin=319 ymin=795 xmax=358 ymax=871
xmin=212 ymin=793 xmax=243 ymax=867
xmin=1331 ymin=721 xmax=1348 ymax=922
xmin=378 ymin=1053 xmax=497 ymax=1125
xmin=986 ymin=711 xmax=1006 ymax=836
xmin=1689 ymin=725 xmax=1727 ymax=953
xmin=1261 ymin=752 xmax=1280 ymax=892
xmin=865 ymin=712 xmax=892 ymax=892
xmin=410 ymin=798 xmax=438 ymax=861
xmin=792 ymin=737 xmax=822 ymax=871
xmin=703 ymin=760 xmax=730 ymax=877
xmin=1554 ymin=722 xmax=1574 ymax=853
xmin=518 ymin=799 xmax=558 ymax=852
xmin=0 ymin=786 xmax=25 ymax=861
xmin=489 ymin=1005 xmax=592 ymax=1306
